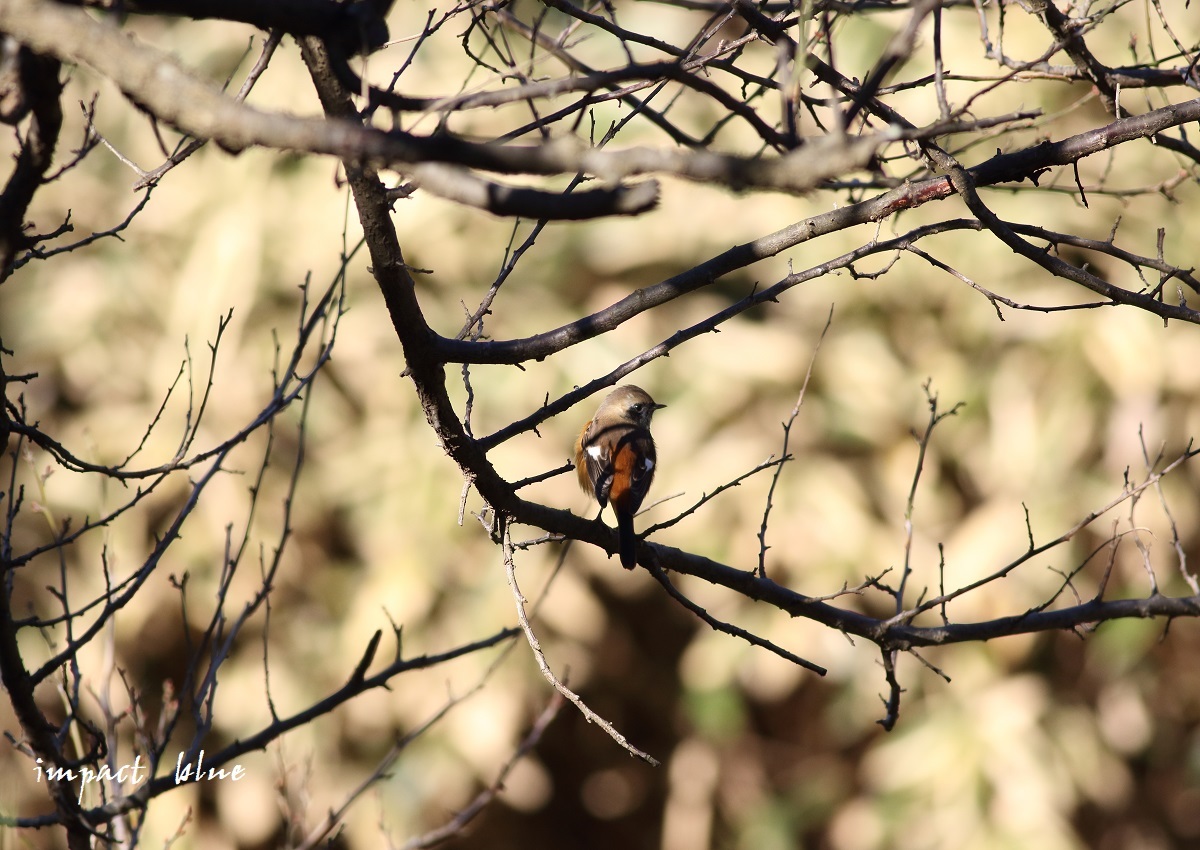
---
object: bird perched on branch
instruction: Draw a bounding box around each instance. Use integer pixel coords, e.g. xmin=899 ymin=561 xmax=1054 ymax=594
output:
xmin=574 ymin=385 xmax=666 ymax=569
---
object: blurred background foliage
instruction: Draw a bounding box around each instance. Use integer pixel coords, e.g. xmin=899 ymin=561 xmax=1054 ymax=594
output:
xmin=2 ymin=2 xmax=1200 ymax=849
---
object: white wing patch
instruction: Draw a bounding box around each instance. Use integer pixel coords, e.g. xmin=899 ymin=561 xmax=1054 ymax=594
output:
xmin=587 ymin=445 xmax=604 ymax=460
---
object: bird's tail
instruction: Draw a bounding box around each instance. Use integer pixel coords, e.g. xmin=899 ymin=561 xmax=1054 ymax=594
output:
xmin=617 ymin=510 xmax=637 ymax=569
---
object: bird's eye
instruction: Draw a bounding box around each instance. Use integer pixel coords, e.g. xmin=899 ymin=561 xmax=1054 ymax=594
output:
xmin=631 ymin=403 xmax=643 ymax=412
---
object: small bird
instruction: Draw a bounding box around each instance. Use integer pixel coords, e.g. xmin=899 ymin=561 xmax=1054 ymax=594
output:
xmin=574 ymin=385 xmax=666 ymax=569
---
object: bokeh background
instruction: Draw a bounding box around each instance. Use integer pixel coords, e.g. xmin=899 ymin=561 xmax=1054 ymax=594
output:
xmin=3 ymin=3 xmax=1200 ymax=849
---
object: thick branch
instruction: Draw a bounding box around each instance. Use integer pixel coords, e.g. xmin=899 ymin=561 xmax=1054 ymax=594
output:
xmin=11 ymin=0 xmax=1190 ymax=221
xmin=68 ymin=0 xmax=391 ymax=54
xmin=505 ymin=497 xmax=1200 ymax=647
xmin=0 ymin=44 xmax=61 ymax=277
xmin=435 ymin=96 xmax=1200 ymax=369
xmin=639 ymin=542 xmax=1200 ymax=648
xmin=1032 ymin=0 xmax=1118 ymax=111
xmin=0 ymin=0 xmax=882 ymax=193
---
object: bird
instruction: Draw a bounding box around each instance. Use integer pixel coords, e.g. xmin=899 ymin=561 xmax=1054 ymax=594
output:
xmin=574 ymin=385 xmax=666 ymax=569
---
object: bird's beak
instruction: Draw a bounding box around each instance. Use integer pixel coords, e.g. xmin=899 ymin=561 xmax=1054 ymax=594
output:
xmin=654 ymin=403 xmax=668 ymax=410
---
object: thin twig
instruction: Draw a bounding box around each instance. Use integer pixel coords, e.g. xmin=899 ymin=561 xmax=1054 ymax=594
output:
xmin=756 ymin=305 xmax=834 ymax=577
xmin=503 ymin=523 xmax=658 ymax=765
